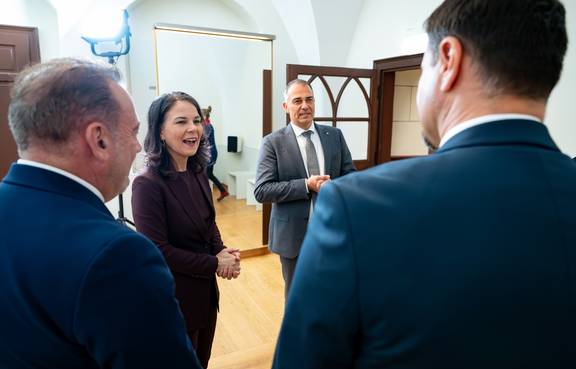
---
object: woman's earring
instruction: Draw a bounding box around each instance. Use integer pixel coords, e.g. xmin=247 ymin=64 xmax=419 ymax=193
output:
xmin=161 ymin=139 xmax=166 ymax=147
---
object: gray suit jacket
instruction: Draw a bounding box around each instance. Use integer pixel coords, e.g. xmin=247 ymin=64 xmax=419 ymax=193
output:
xmin=254 ymin=123 xmax=355 ymax=258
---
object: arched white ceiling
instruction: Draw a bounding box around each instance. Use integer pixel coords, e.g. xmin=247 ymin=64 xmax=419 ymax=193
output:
xmin=232 ymin=0 xmax=366 ymax=65
xmin=218 ymin=0 xmax=259 ymax=30
xmin=270 ymin=0 xmax=320 ymax=64
xmin=47 ymin=0 xmax=365 ymax=66
xmin=311 ymin=0 xmax=365 ymax=65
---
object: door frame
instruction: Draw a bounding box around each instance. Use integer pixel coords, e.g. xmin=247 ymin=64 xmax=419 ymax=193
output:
xmin=371 ymin=53 xmax=423 ymax=164
xmin=261 ymin=69 xmax=272 ymax=247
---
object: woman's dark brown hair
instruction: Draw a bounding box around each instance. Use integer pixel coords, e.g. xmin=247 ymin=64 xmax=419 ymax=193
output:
xmin=144 ymin=91 xmax=210 ymax=176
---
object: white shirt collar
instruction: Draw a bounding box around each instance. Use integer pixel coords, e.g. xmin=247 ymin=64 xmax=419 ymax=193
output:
xmin=440 ymin=114 xmax=541 ymax=148
xmin=17 ymin=159 xmax=105 ymax=202
xmin=290 ymin=121 xmax=318 ymax=137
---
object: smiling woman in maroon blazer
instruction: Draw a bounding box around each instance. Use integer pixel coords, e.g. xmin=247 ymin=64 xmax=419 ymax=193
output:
xmin=132 ymin=91 xmax=241 ymax=369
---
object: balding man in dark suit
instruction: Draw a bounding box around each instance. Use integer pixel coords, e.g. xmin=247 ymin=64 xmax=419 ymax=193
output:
xmin=0 ymin=59 xmax=201 ymax=369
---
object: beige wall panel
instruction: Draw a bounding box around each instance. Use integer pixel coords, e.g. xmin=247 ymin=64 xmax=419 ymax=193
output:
xmin=391 ymin=121 xmax=429 ymax=156
xmin=395 ymin=69 xmax=421 ymax=86
xmin=393 ymin=86 xmax=412 ymax=121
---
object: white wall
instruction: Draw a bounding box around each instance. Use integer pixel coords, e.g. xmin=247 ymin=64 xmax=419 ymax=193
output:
xmin=347 ymin=0 xmax=441 ymax=67
xmin=547 ymin=0 xmax=576 ymax=157
xmin=349 ymin=0 xmax=576 ymax=156
xmin=312 ymin=0 xmax=364 ymax=66
xmin=128 ymin=0 xmax=255 ymax=131
xmin=392 ymin=70 xmax=428 ymax=156
xmin=121 ymin=0 xmax=289 ymax=220
xmin=0 ymin=0 xmax=60 ymax=60
xmin=271 ymin=0 xmax=319 ymax=65
xmin=228 ymin=0 xmax=303 ymax=130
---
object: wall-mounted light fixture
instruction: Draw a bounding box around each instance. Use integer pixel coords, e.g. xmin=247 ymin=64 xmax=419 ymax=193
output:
xmin=81 ymin=9 xmax=134 ymax=226
xmin=81 ymin=9 xmax=132 ymax=65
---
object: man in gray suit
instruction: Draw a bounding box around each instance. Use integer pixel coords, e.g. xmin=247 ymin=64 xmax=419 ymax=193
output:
xmin=254 ymin=79 xmax=355 ymax=297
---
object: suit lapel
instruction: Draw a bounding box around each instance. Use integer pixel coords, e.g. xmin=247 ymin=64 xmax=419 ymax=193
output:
xmin=165 ymin=175 xmax=210 ymax=241
xmin=316 ymin=124 xmax=333 ymax=177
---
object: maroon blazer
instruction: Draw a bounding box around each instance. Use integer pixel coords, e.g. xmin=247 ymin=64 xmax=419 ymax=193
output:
xmin=131 ymin=167 xmax=225 ymax=330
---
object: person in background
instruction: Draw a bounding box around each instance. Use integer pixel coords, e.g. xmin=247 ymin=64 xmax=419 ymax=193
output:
xmin=0 ymin=58 xmax=201 ymax=368
xmin=202 ymin=106 xmax=229 ymax=201
xmin=254 ymin=79 xmax=355 ymax=298
xmin=132 ymin=92 xmax=241 ymax=369
xmin=273 ymin=0 xmax=575 ymax=368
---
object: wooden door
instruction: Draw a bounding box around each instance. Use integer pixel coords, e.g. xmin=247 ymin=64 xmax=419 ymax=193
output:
xmin=0 ymin=25 xmax=40 ymax=178
xmin=261 ymin=69 xmax=272 ymax=246
xmin=372 ymin=53 xmax=424 ymax=164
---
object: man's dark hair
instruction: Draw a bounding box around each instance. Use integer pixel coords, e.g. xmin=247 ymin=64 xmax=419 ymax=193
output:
xmin=8 ymin=58 xmax=120 ymax=151
xmin=144 ymin=91 xmax=210 ymax=176
xmin=425 ymin=0 xmax=568 ymax=99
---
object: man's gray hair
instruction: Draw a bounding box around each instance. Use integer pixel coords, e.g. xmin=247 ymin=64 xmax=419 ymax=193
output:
xmin=283 ymin=79 xmax=313 ymax=102
xmin=8 ymin=58 xmax=120 ymax=151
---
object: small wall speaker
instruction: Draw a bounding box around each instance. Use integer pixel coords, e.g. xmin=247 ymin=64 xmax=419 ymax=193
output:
xmin=227 ymin=136 xmax=243 ymax=153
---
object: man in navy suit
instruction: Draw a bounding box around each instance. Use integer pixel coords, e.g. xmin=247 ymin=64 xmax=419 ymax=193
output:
xmin=273 ymin=0 xmax=575 ymax=368
xmin=0 ymin=59 xmax=201 ymax=368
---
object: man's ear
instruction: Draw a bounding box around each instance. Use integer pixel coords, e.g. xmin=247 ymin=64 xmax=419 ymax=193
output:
xmin=438 ymin=36 xmax=463 ymax=92
xmin=282 ymin=102 xmax=288 ymax=112
xmin=84 ymin=122 xmax=111 ymax=160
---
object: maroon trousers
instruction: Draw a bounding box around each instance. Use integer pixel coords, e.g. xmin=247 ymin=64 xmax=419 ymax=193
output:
xmin=187 ymin=307 xmax=217 ymax=369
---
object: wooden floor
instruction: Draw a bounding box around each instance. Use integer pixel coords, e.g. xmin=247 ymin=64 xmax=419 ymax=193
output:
xmin=210 ymin=253 xmax=284 ymax=369
xmin=213 ymin=188 xmax=264 ymax=252
xmin=209 ymin=187 xmax=282 ymax=368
